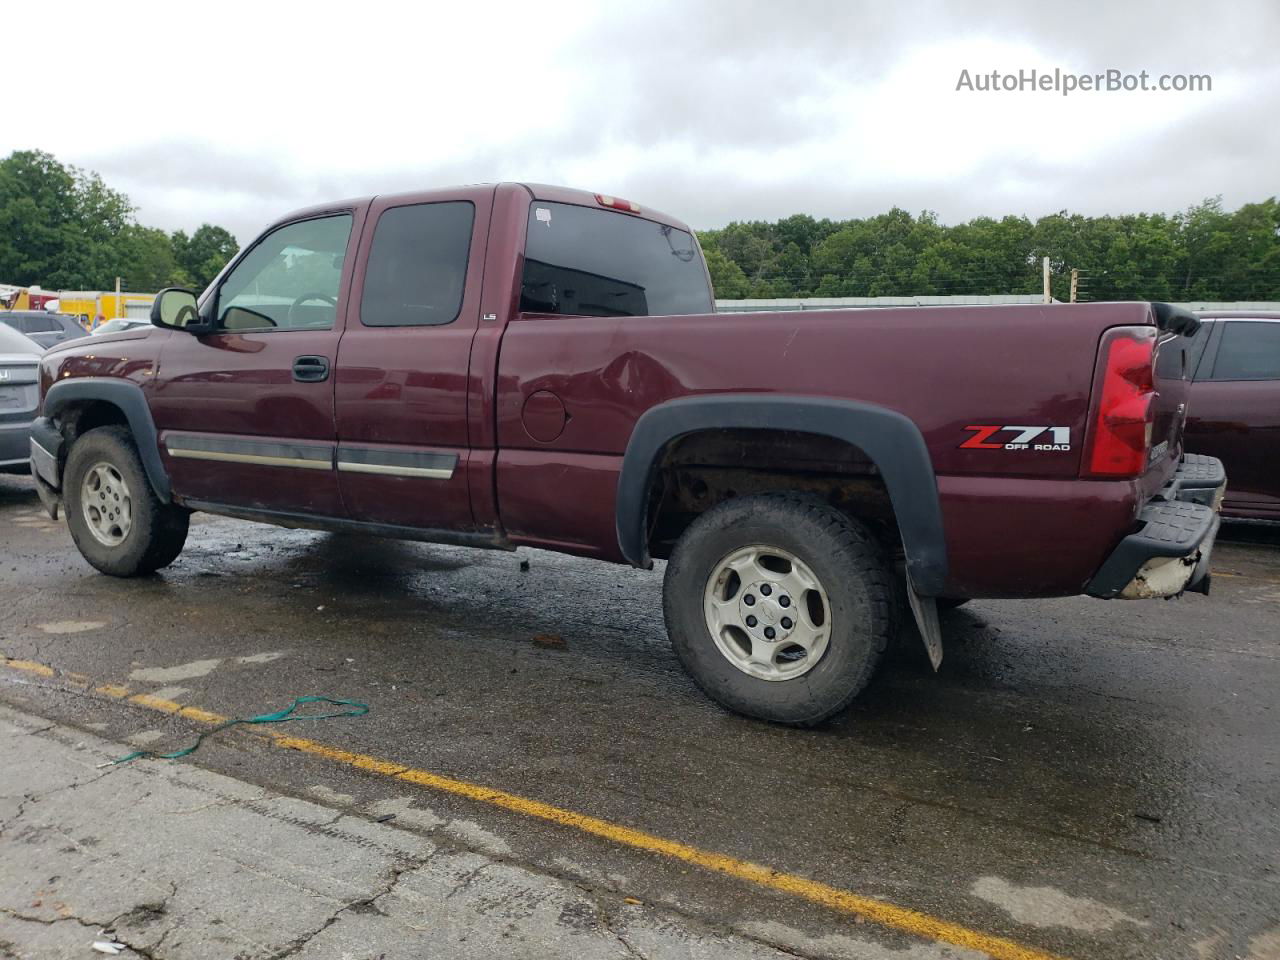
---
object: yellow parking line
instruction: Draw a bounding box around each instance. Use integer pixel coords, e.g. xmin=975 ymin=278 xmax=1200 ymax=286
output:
xmin=3 ymin=658 xmax=1065 ymax=960
xmin=1214 ymin=571 xmax=1280 ymax=586
xmin=3 ymin=659 xmax=54 ymax=677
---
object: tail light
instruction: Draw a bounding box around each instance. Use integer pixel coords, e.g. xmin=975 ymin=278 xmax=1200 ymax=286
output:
xmin=1084 ymin=326 xmax=1157 ymax=477
xmin=594 ymin=194 xmax=641 ymax=213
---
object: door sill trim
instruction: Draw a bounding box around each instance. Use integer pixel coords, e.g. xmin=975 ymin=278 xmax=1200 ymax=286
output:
xmin=181 ymin=499 xmax=511 ymax=551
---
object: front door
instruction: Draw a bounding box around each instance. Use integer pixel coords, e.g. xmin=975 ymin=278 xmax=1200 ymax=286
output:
xmin=150 ymin=210 xmax=361 ymax=517
xmin=333 ymin=189 xmax=492 ymax=532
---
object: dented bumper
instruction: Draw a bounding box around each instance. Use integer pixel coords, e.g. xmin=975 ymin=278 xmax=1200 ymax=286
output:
xmin=1086 ymin=454 xmax=1226 ymax=600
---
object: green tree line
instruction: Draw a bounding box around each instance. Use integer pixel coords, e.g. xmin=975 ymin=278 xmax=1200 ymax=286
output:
xmin=699 ymin=197 xmax=1280 ymax=303
xmin=4 ymin=149 xmax=1277 ymax=304
xmin=0 ymin=150 xmax=239 ymax=293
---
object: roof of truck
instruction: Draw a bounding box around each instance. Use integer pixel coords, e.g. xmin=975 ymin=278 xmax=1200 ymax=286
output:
xmin=270 ymin=183 xmax=693 ymax=236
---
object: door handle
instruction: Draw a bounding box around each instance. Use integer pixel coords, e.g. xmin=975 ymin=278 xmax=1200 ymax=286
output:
xmin=293 ymin=356 xmax=330 ymax=382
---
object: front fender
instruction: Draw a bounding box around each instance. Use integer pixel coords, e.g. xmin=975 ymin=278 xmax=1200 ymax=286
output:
xmin=614 ymin=394 xmax=948 ymax=596
xmin=42 ymin=378 xmax=171 ymax=502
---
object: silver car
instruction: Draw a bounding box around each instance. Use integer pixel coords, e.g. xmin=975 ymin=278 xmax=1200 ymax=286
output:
xmin=0 ymin=323 xmax=44 ymax=474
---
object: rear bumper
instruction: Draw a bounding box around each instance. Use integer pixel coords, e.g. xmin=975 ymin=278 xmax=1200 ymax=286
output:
xmin=0 ymin=420 xmax=35 ymax=470
xmin=1086 ymin=454 xmax=1226 ymax=599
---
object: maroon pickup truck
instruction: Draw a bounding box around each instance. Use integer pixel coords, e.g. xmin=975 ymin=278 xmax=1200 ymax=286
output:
xmin=28 ymin=183 xmax=1226 ymax=724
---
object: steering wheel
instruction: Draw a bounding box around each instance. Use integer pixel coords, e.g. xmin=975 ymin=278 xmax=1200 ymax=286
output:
xmin=287 ymin=292 xmax=338 ymax=327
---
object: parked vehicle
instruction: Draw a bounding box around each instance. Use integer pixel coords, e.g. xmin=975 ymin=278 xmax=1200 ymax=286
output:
xmin=91 ymin=318 xmax=152 ymax=336
xmin=26 ymin=184 xmax=1225 ymax=724
xmin=0 ymin=311 xmax=89 ymax=349
xmin=1183 ymin=312 xmax=1279 ymax=522
xmin=0 ymin=324 xmax=44 ymax=474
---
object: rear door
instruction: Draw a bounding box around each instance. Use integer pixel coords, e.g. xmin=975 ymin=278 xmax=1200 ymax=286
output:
xmin=150 ymin=210 xmax=363 ymax=517
xmin=1185 ymin=319 xmax=1280 ymax=517
xmin=333 ymin=187 xmax=492 ymax=532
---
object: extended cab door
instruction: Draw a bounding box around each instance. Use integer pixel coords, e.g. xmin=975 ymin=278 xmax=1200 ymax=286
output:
xmin=150 ymin=209 xmax=363 ymax=516
xmin=333 ymin=187 xmax=493 ymax=532
xmin=1185 ymin=318 xmax=1280 ymax=517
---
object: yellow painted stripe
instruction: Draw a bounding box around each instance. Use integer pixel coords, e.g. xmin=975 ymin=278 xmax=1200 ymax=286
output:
xmin=1215 ymin=570 xmax=1280 ymax=586
xmin=2 ymin=659 xmax=1065 ymax=960
xmin=2 ymin=658 xmax=54 ymax=677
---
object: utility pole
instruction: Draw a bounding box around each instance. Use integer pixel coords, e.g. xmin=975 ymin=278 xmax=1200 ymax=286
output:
xmin=1042 ymin=257 xmax=1051 ymax=304
xmin=1070 ymin=268 xmax=1079 ymax=304
xmin=114 ymin=276 xmax=122 ymax=319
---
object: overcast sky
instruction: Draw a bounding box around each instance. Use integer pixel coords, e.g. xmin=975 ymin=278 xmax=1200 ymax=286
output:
xmin=4 ymin=0 xmax=1277 ymax=241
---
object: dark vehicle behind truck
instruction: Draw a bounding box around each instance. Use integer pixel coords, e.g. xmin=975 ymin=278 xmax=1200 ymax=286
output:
xmin=27 ymin=183 xmax=1225 ymax=724
xmin=1182 ymin=312 xmax=1280 ymax=522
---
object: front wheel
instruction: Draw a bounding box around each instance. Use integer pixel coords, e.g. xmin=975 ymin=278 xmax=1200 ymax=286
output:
xmin=64 ymin=426 xmax=190 ymax=577
xmin=663 ymin=494 xmax=894 ymax=726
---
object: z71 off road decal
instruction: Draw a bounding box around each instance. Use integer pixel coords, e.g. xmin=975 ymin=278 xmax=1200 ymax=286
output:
xmin=960 ymin=425 xmax=1072 ymax=451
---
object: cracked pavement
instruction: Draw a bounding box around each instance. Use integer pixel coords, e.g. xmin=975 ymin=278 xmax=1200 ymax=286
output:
xmin=0 ymin=705 xmax=799 ymax=960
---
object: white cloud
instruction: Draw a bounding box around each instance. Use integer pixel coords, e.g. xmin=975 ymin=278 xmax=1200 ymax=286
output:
xmin=2 ymin=0 xmax=1275 ymax=240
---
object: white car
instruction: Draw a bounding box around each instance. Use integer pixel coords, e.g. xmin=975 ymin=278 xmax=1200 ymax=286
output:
xmin=91 ymin=318 xmax=152 ymax=336
xmin=0 ymin=323 xmax=44 ymax=474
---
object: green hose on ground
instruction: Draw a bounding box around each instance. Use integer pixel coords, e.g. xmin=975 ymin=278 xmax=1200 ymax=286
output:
xmin=105 ymin=696 xmax=369 ymax=765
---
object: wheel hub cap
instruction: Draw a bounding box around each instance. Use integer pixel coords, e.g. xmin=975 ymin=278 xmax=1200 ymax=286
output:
xmin=703 ymin=545 xmax=831 ymax=682
xmin=81 ymin=462 xmax=133 ymax=547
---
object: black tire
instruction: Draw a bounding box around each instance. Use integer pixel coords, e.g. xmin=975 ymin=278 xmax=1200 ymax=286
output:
xmin=663 ymin=493 xmax=894 ymax=726
xmin=64 ymin=425 xmax=189 ymax=577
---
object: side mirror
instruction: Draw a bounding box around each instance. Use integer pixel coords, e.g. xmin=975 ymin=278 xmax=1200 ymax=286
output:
xmin=151 ymin=288 xmax=210 ymax=333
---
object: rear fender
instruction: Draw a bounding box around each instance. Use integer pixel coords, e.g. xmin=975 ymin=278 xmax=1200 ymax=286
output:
xmin=615 ymin=394 xmax=949 ymax=596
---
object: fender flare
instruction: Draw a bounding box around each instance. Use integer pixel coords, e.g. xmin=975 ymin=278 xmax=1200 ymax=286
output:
xmin=614 ymin=394 xmax=948 ymax=596
xmin=43 ymin=378 xmax=171 ymax=502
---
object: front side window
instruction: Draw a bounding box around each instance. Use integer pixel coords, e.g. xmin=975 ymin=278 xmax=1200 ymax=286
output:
xmin=1209 ymin=321 xmax=1280 ymax=380
xmin=216 ymin=214 xmax=353 ymax=332
xmin=520 ymin=202 xmax=713 ymax=318
xmin=360 ymin=201 xmax=474 ymax=327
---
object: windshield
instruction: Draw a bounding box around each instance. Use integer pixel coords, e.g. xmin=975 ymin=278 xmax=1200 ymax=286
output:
xmin=520 ymin=202 xmax=712 ymax=318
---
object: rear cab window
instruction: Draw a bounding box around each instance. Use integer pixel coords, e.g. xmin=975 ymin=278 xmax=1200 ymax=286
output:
xmin=520 ymin=202 xmax=713 ymax=317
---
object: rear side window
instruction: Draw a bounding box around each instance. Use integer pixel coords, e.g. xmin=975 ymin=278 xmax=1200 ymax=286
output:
xmin=360 ymin=201 xmax=474 ymax=327
xmin=21 ymin=315 xmax=58 ymax=333
xmin=1209 ymin=321 xmax=1280 ymax=380
xmin=521 ymin=202 xmax=713 ymax=318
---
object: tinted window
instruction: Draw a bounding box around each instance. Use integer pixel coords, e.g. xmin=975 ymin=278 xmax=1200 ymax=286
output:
xmin=521 ymin=202 xmax=713 ymax=318
xmin=20 ymin=315 xmax=58 ymax=333
xmin=360 ymin=202 xmax=474 ymax=327
xmin=217 ymin=214 xmax=352 ymax=332
xmin=1183 ymin=321 xmax=1214 ymax=378
xmin=1155 ymin=334 xmax=1188 ymax=380
xmin=1209 ymin=321 xmax=1280 ymax=380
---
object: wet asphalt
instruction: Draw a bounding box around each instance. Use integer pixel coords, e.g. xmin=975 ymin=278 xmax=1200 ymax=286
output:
xmin=0 ymin=472 xmax=1277 ymax=960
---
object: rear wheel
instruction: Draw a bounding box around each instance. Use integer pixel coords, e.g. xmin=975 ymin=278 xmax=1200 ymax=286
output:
xmin=663 ymin=494 xmax=894 ymax=726
xmin=64 ymin=426 xmax=189 ymax=576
